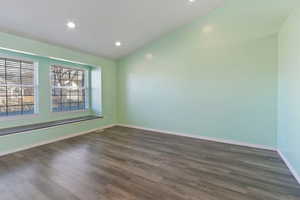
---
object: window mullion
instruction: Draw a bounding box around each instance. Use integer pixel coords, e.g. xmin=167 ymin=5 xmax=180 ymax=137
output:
xmin=82 ymin=71 xmax=85 ymax=109
xmin=76 ymin=71 xmax=80 ymax=110
xmin=4 ymin=59 xmax=8 ymax=116
xmin=20 ymin=61 xmax=23 ymax=115
xmin=69 ymin=71 xmax=71 ymax=111
xmin=59 ymin=71 xmax=63 ymax=112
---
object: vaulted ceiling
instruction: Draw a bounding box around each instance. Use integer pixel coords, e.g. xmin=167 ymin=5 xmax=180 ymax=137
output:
xmin=0 ymin=0 xmax=298 ymax=59
xmin=0 ymin=0 xmax=224 ymax=59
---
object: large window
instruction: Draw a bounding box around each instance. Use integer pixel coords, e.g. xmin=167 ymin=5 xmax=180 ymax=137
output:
xmin=0 ymin=57 xmax=35 ymax=117
xmin=51 ymin=65 xmax=87 ymax=112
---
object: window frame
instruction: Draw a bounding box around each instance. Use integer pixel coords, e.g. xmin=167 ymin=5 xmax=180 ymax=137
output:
xmin=0 ymin=54 xmax=39 ymax=120
xmin=49 ymin=64 xmax=90 ymax=114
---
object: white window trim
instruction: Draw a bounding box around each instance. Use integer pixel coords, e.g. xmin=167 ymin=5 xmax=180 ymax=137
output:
xmin=49 ymin=64 xmax=90 ymax=114
xmin=0 ymin=54 xmax=39 ymax=120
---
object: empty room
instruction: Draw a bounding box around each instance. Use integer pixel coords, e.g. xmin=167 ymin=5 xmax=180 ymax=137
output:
xmin=0 ymin=0 xmax=300 ymax=199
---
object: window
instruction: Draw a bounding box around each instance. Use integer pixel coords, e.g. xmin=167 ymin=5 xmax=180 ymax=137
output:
xmin=51 ymin=65 xmax=87 ymax=112
xmin=0 ymin=57 xmax=35 ymax=117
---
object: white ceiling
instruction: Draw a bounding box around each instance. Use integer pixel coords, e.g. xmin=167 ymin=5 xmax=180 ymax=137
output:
xmin=0 ymin=0 xmax=224 ymax=59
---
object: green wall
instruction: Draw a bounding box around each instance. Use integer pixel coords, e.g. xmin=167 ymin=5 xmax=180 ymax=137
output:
xmin=0 ymin=32 xmax=117 ymax=153
xmin=1 ymin=0 xmax=299 ymax=172
xmin=278 ymin=8 xmax=300 ymax=181
xmin=117 ymin=0 xmax=281 ymax=148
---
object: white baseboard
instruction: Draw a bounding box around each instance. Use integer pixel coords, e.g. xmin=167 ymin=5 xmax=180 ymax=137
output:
xmin=0 ymin=124 xmax=115 ymax=158
xmin=278 ymin=150 xmax=300 ymax=184
xmin=117 ymin=124 xmax=276 ymax=151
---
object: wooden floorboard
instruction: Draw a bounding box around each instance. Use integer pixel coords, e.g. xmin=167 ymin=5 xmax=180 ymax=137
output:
xmin=0 ymin=126 xmax=299 ymax=200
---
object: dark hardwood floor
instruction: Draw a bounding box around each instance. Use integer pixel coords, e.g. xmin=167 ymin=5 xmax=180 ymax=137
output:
xmin=0 ymin=126 xmax=299 ymax=200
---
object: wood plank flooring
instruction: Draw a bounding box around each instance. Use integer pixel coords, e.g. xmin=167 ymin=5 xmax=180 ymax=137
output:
xmin=0 ymin=126 xmax=299 ymax=200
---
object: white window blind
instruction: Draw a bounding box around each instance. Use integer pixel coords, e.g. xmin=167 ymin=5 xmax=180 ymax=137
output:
xmin=0 ymin=57 xmax=35 ymax=117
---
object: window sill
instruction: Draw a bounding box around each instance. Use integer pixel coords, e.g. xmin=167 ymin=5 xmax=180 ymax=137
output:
xmin=50 ymin=109 xmax=90 ymax=115
xmin=0 ymin=115 xmax=103 ymax=136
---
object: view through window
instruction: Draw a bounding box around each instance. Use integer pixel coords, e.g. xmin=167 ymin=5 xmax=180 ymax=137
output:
xmin=0 ymin=57 xmax=35 ymax=117
xmin=51 ymin=65 xmax=86 ymax=112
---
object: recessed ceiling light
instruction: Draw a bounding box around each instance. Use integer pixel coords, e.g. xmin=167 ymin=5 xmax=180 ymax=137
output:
xmin=145 ymin=53 xmax=153 ymax=60
xmin=189 ymin=0 xmax=196 ymax=3
xmin=67 ymin=21 xmax=76 ymax=29
xmin=115 ymin=41 xmax=122 ymax=47
xmin=203 ymin=25 xmax=213 ymax=33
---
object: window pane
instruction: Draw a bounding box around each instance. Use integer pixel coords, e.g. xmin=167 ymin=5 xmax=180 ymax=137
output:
xmin=6 ymin=76 xmax=21 ymax=85
xmin=69 ymin=89 xmax=76 ymax=96
xmin=52 ymin=96 xmax=61 ymax=104
xmin=6 ymin=67 xmax=20 ymax=77
xmin=61 ymin=95 xmax=70 ymax=103
xmin=70 ymin=70 xmax=77 ymax=79
xmin=75 ymin=79 xmax=84 ymax=87
xmin=70 ymin=79 xmax=78 ymax=88
xmin=23 ymin=96 xmax=34 ymax=105
xmin=21 ymin=62 xmax=34 ymax=70
xmin=0 ymin=87 xmax=6 ymax=97
xmin=61 ymin=103 xmax=70 ymax=111
xmin=61 ymin=88 xmax=70 ymax=97
xmin=23 ymin=104 xmax=34 ymax=115
xmin=0 ymin=106 xmax=6 ymax=116
xmin=79 ymin=102 xmax=85 ymax=110
xmin=52 ymin=105 xmax=60 ymax=112
xmin=23 ymin=87 xmax=34 ymax=96
xmin=0 ymin=76 xmax=5 ymax=85
xmin=62 ymin=70 xmax=70 ymax=79
xmin=78 ymin=95 xmax=84 ymax=102
xmin=7 ymin=97 xmax=21 ymax=106
xmin=78 ymin=89 xmax=85 ymax=97
xmin=52 ymin=78 xmax=60 ymax=87
xmin=0 ymin=59 xmax=4 ymax=66
xmin=22 ymin=68 xmax=34 ymax=78
xmin=52 ymin=88 xmax=60 ymax=96
xmin=78 ymin=71 xmax=83 ymax=79
xmin=6 ymin=59 xmax=19 ymax=68
xmin=70 ymin=103 xmax=78 ymax=111
xmin=0 ymin=97 xmax=6 ymax=107
xmin=7 ymin=106 xmax=22 ymax=116
xmin=22 ymin=76 xmax=34 ymax=85
xmin=7 ymin=87 xmax=22 ymax=96
xmin=69 ymin=95 xmax=78 ymax=103
xmin=0 ymin=65 xmax=5 ymax=76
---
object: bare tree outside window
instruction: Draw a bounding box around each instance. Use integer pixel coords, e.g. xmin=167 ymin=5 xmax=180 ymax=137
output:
xmin=51 ymin=65 xmax=86 ymax=112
